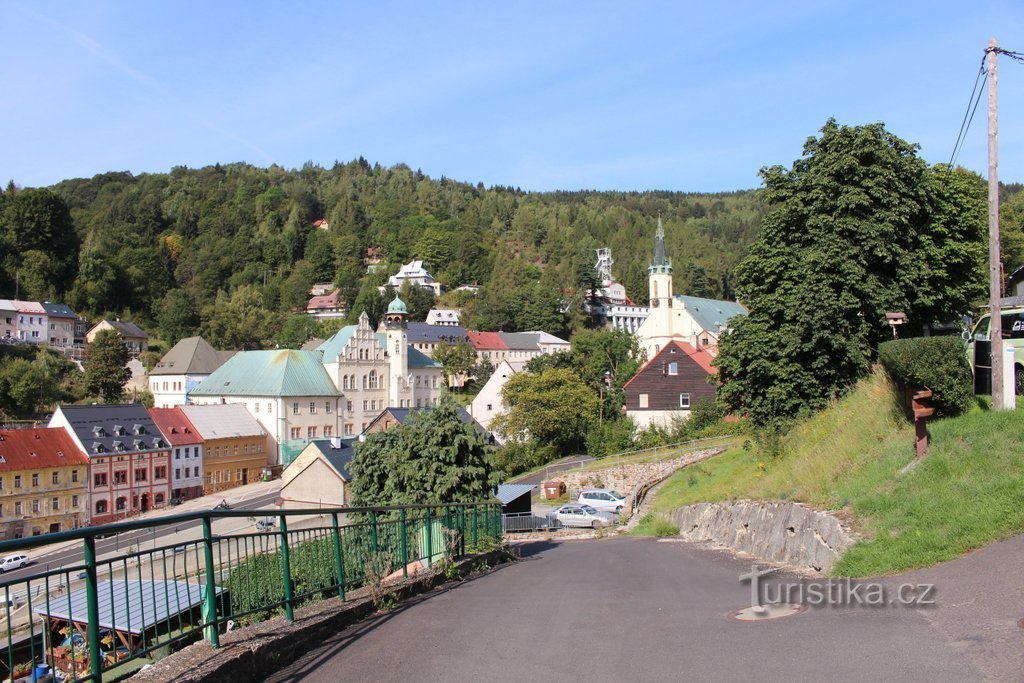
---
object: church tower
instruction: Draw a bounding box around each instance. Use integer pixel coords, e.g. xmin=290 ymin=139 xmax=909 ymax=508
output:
xmin=648 ymin=215 xmax=674 ymax=309
xmin=385 ymin=295 xmax=409 ymax=406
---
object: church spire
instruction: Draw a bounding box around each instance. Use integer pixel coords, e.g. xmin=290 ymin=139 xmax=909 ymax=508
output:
xmin=653 ymin=214 xmax=666 ymax=267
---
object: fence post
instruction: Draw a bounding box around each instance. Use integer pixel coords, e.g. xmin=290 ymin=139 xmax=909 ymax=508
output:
xmin=459 ymin=507 xmax=466 ymax=556
xmin=444 ymin=506 xmax=452 ymax=557
xmin=399 ymin=508 xmax=409 ymax=578
xmin=424 ymin=507 xmax=433 ymax=567
xmin=279 ymin=516 xmax=295 ymax=621
xmin=471 ymin=505 xmax=478 ymax=549
xmin=370 ymin=510 xmax=379 ymax=555
xmin=201 ymin=516 xmax=221 ymax=647
xmin=331 ymin=512 xmax=345 ymax=601
xmin=83 ymin=536 xmax=104 ymax=681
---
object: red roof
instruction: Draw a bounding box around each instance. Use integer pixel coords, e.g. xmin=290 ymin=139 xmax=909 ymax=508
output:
xmin=467 ymin=331 xmax=507 ymax=350
xmin=624 ymin=340 xmax=716 ymax=390
xmin=0 ymin=428 xmax=90 ymax=472
xmin=306 ymin=289 xmax=344 ymax=311
xmin=148 ymin=408 xmax=203 ymax=446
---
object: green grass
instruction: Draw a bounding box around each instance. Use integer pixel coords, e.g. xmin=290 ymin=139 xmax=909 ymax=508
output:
xmin=648 ymin=367 xmax=1024 ymax=577
xmin=630 ymin=513 xmax=680 ymax=537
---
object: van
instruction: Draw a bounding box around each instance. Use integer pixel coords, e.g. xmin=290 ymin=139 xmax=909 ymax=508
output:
xmin=968 ymin=307 xmax=1024 ymax=395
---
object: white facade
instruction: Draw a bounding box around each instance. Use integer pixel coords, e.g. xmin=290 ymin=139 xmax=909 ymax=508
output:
xmin=13 ymin=301 xmax=47 ymax=343
xmin=609 ymin=304 xmax=649 ymax=334
xmin=469 ymin=360 xmax=517 ymax=438
xmin=425 ymin=308 xmax=461 ymax=326
xmin=170 ymin=443 xmax=204 ymax=496
xmin=0 ymin=300 xmax=15 ymax=339
xmin=384 ymin=260 xmax=442 ymax=296
xmin=150 ymin=374 xmax=209 ymax=408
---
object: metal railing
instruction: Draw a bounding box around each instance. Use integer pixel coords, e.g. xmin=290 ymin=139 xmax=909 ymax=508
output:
xmin=0 ymin=502 xmax=502 ymax=683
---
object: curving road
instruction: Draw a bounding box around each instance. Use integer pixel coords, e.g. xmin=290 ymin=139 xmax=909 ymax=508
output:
xmin=266 ymin=536 xmax=1018 ymax=682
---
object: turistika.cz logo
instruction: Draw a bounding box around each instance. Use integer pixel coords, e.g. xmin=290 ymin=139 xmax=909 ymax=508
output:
xmin=740 ymin=565 xmax=936 ymax=610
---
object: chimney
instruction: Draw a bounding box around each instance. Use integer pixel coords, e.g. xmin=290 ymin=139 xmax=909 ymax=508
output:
xmin=330 ymin=437 xmax=342 ymax=449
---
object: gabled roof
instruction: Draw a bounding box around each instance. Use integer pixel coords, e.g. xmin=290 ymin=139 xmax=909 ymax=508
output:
xmin=500 ymin=332 xmax=541 ymax=351
xmin=301 ymin=438 xmax=357 ymax=480
xmin=41 ymin=302 xmax=78 ymax=319
xmin=406 ymin=322 xmax=469 ymax=344
xmin=307 ymin=289 xmax=344 ymax=310
xmin=0 ymin=299 xmax=14 ymax=312
xmin=91 ymin=319 xmax=148 ymax=339
xmin=51 ymin=404 xmax=168 ymax=456
xmin=178 ymin=404 xmax=266 ymax=440
xmin=623 ymin=340 xmax=716 ymax=390
xmin=12 ymin=300 xmax=45 ymax=314
xmin=674 ymin=295 xmax=747 ymax=334
xmin=365 ymin=405 xmax=480 ymax=432
xmin=149 ymin=337 xmax=235 ymax=376
xmin=468 ymin=331 xmax=507 ymax=351
xmin=147 ymin=408 xmax=203 ymax=446
xmin=521 ymin=331 xmax=570 ymax=346
xmin=190 ymin=350 xmax=339 ymax=397
xmin=495 ymin=483 xmax=536 ymax=505
xmin=317 ymin=325 xmax=362 ymax=363
xmin=0 ymin=428 xmax=89 ymax=471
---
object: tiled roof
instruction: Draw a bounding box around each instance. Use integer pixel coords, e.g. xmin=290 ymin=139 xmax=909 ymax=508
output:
xmin=500 ymin=332 xmax=541 ymax=351
xmin=190 ymin=350 xmax=339 ymax=397
xmin=302 ymin=438 xmax=357 ymax=480
xmin=150 ymin=337 xmax=235 ymax=376
xmin=406 ymin=322 xmax=469 ymax=344
xmin=147 ymin=408 xmax=203 ymax=446
xmin=307 ymin=289 xmax=344 ymax=310
xmin=12 ymin=300 xmax=45 ymax=314
xmin=91 ymin=319 xmax=148 ymax=339
xmin=51 ymin=404 xmax=168 ymax=456
xmin=178 ymin=404 xmax=266 ymax=440
xmin=0 ymin=428 xmax=89 ymax=471
xmin=674 ymin=295 xmax=747 ymax=334
xmin=467 ymin=331 xmax=507 ymax=351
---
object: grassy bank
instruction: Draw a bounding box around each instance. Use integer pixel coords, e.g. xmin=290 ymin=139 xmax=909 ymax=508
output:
xmin=647 ymin=368 xmax=1024 ymax=576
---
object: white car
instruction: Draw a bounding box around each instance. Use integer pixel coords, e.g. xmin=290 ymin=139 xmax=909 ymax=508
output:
xmin=0 ymin=554 xmax=29 ymax=573
xmin=549 ymin=504 xmax=617 ymax=529
xmin=578 ymin=489 xmax=627 ymax=513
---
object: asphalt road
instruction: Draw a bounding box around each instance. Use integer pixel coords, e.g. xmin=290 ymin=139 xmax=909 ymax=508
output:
xmin=267 ymin=537 xmax=988 ymax=683
xmin=0 ymin=489 xmax=280 ymax=584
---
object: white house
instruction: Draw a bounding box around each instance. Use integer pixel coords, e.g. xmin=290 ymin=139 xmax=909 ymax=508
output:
xmin=149 ymin=337 xmax=235 ymax=408
xmin=13 ymin=300 xmax=47 ymax=344
xmin=469 ymin=359 xmax=517 ymax=439
xmin=279 ymin=438 xmax=355 ymax=510
xmin=382 ymin=260 xmax=442 ymax=296
xmin=425 ymin=308 xmax=461 ymax=326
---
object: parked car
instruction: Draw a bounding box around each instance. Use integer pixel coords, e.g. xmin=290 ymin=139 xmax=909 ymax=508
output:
xmin=578 ymin=489 xmax=627 ymax=513
xmin=255 ymin=518 xmax=277 ymax=532
xmin=0 ymin=554 xmax=29 ymax=573
xmin=549 ymin=504 xmax=617 ymax=529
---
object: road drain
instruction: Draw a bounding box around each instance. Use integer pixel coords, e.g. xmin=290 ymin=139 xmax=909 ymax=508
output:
xmin=728 ymin=603 xmax=806 ymax=622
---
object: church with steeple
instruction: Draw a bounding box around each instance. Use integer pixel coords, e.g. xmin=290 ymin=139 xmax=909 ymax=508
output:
xmin=634 ymin=216 xmax=748 ymax=360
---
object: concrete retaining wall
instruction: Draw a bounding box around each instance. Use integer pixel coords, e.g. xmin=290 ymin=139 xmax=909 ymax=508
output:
xmin=664 ymin=500 xmax=856 ymax=573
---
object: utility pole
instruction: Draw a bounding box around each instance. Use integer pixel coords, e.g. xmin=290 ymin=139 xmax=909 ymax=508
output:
xmin=987 ymin=38 xmax=1005 ymax=410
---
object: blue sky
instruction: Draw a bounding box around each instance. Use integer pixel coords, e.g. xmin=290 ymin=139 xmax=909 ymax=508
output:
xmin=2 ymin=1 xmax=1023 ymax=192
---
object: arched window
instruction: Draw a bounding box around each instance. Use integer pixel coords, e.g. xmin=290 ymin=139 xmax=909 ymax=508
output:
xmin=95 ymin=500 xmax=108 ymax=514
xmin=155 ymin=493 xmax=165 ymax=505
xmin=368 ymin=370 xmax=377 ymax=389
xmin=116 ymin=497 xmax=127 ymax=511
xmin=362 ymin=374 xmax=368 ymax=389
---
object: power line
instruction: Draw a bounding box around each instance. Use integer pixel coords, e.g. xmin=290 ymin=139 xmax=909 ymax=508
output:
xmin=949 ymin=46 xmax=1023 ymax=168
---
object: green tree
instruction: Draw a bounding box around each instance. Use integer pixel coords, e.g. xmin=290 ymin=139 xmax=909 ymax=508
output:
xmin=432 ymin=340 xmax=478 ymax=387
xmin=156 ymin=289 xmax=200 ymax=346
xmin=492 ymin=367 xmax=599 ymax=454
xmin=201 ymin=285 xmax=280 ymax=349
xmin=715 ymin=120 xmax=987 ymax=428
xmin=84 ymin=329 xmax=131 ymax=402
xmin=0 ymin=188 xmax=79 ymax=297
xmin=275 ymin=314 xmax=321 ymax=349
xmin=349 ymin=400 xmax=498 ymax=506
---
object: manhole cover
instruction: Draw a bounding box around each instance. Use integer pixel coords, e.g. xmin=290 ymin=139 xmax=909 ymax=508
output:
xmin=728 ymin=603 xmax=806 ymax=622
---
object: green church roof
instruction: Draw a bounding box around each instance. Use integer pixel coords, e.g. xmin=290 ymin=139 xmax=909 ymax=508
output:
xmin=387 ymin=295 xmax=408 ymax=314
xmin=674 ymin=295 xmax=748 ymax=333
xmin=191 ymin=350 xmax=339 ymax=397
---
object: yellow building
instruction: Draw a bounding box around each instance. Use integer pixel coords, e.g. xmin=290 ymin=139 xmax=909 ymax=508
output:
xmin=0 ymin=429 xmax=90 ymax=538
xmin=179 ymin=404 xmax=270 ymax=494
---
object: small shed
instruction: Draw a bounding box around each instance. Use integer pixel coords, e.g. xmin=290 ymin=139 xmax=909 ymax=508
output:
xmin=495 ymin=484 xmax=536 ymax=516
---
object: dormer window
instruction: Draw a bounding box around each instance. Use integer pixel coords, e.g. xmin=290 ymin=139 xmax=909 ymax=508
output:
xmin=133 ymin=424 xmax=146 ymax=435
xmin=133 ymin=439 xmax=144 ymax=450
xmin=93 ymin=426 xmax=106 ymax=437
xmin=153 ymin=438 xmax=165 ymax=448
xmin=92 ymin=443 xmax=106 ymax=454
xmin=113 ymin=425 xmax=127 ymax=437
xmin=112 ymin=441 xmax=125 ymax=452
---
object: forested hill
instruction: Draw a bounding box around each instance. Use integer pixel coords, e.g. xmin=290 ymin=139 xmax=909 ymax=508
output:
xmin=0 ymin=160 xmax=766 ymax=348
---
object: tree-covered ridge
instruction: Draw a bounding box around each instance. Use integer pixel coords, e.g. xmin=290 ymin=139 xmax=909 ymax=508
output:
xmin=0 ymin=160 xmax=767 ymax=348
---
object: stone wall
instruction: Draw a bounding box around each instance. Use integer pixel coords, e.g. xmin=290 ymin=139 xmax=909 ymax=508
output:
xmin=664 ymin=500 xmax=857 ymax=574
xmin=557 ymin=448 xmax=723 ymax=503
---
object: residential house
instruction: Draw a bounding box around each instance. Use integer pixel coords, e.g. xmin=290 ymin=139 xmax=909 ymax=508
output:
xmin=405 ymin=321 xmax=470 ymax=358
xmin=278 ymin=438 xmax=356 ymax=510
xmin=467 ymin=331 xmax=568 ymax=371
xmin=312 ymin=218 xmax=330 ymax=231
xmin=309 ymin=282 xmax=335 ymax=297
xmin=318 ymin=299 xmax=444 ymax=437
xmin=382 ymin=260 xmax=442 ymax=296
xmin=179 ymin=404 xmax=269 ymax=494
xmin=49 ymin=404 xmax=172 ymax=525
xmin=148 ymin=408 xmax=205 ymax=501
xmin=0 ymin=428 xmax=89 ymax=538
xmin=468 ymin=359 xmax=517 ymax=437
xmin=189 ymin=349 xmax=341 ymax=468
xmin=425 ymin=309 xmax=461 ymax=326
xmin=362 ymin=405 xmax=483 ymax=436
xmin=634 ymin=216 xmax=746 ymax=358
xmin=13 ymin=300 xmax=47 ymax=344
xmin=365 ymin=248 xmax=384 ymax=274
xmin=305 ymin=289 xmax=346 ymax=320
xmin=148 ymin=336 xmax=235 ymax=408
xmin=623 ymin=341 xmax=717 ymax=430
xmin=0 ymin=300 xmax=16 ymax=339
xmin=87 ymin=320 xmax=149 ymax=358
xmin=41 ymin=302 xmax=79 ymax=354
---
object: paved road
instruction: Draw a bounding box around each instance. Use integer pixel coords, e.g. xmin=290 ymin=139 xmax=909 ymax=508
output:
xmin=267 ymin=537 xmax=992 ymax=682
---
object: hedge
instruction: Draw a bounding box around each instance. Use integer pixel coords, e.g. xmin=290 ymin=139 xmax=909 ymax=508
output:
xmin=877 ymin=336 xmax=974 ymax=418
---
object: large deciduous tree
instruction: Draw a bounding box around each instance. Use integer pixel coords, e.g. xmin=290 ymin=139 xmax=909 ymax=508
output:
xmin=84 ymin=329 xmax=131 ymax=403
xmin=715 ymin=119 xmax=987 ymax=428
xmin=349 ymin=400 xmax=498 ymax=507
xmin=493 ymin=367 xmax=599 ymax=454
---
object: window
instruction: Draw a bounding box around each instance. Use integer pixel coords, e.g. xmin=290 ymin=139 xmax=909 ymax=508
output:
xmin=679 ymin=393 xmax=691 ymax=409
xmin=325 ymin=402 xmax=332 ymax=413
xmin=155 ymin=493 xmax=164 ymax=505
xmin=667 ymin=361 xmax=678 ymax=376
xmin=363 ymin=400 xmax=368 ymax=411
xmin=14 ymin=475 xmax=21 ymax=489
xmin=116 ymin=497 xmax=126 ymax=511
xmin=267 ymin=403 xmax=272 ymax=413
xmin=293 ymin=402 xmax=300 ymax=415
xmin=135 ymin=468 xmax=147 ymax=482
xmin=254 ymin=403 xmax=259 ymax=413
xmin=175 ymin=448 xmax=181 ymax=460
xmin=94 ymin=473 xmax=108 ymax=487
xmin=346 ymin=401 xmax=353 ymax=412
xmin=32 ymin=500 xmax=40 ymax=513
xmin=243 ymin=444 xmax=249 ymax=455
xmin=639 ymin=394 xmax=649 ymax=409
xmin=290 ymin=427 xmax=301 ymax=440
xmin=52 ymin=471 xmax=59 ymax=485
xmin=344 ymin=423 xmax=353 ymax=435
xmin=32 ymin=474 xmax=39 ymax=487
xmin=236 ymin=468 xmax=242 ymax=481
xmin=95 ymin=500 xmax=107 ymax=514
xmin=72 ymin=495 xmax=79 ymax=508
xmin=15 ymin=502 xmax=23 ymax=515
xmin=114 ymin=471 xmax=127 ymax=485
xmin=193 ymin=467 xmax=200 ymax=477
xmin=206 ymin=473 xmax=212 ymax=485
xmin=71 ymin=469 xmax=78 ymax=483
xmin=51 ymin=497 xmax=59 ymax=511
xmin=310 ymin=402 xmax=317 ymax=414
xmin=155 ymin=466 xmax=167 ymax=480
xmin=175 ymin=469 xmax=181 ymax=480
xmin=324 ymin=426 xmax=333 ymax=437
xmin=307 ymin=427 xmax=317 ymax=438
xmin=486 ymin=404 xmax=493 ymax=411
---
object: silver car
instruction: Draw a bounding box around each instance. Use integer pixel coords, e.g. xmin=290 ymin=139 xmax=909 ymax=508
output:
xmin=550 ymin=504 xmax=617 ymax=529
xmin=578 ymin=489 xmax=627 ymax=513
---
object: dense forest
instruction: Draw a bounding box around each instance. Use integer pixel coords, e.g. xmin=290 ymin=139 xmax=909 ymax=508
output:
xmin=0 ymin=160 xmax=767 ymax=349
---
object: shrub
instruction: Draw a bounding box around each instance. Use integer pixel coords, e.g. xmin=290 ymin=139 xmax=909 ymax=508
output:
xmin=877 ymin=336 xmax=973 ymax=417
xmin=631 ymin=514 xmax=680 ymax=537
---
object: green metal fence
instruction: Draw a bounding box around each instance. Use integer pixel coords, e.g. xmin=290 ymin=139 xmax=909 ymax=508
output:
xmin=0 ymin=502 xmax=502 ymax=682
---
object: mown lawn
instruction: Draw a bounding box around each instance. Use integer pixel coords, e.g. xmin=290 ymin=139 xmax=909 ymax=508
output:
xmin=646 ymin=368 xmax=1024 ymax=577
